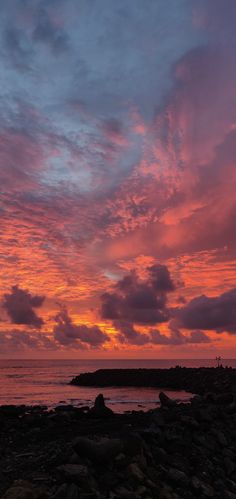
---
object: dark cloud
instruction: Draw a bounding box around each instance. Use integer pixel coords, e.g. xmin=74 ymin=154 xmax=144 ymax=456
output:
xmin=53 ymin=308 xmax=109 ymax=348
xmin=150 ymin=328 xmax=184 ymax=345
xmin=188 ymin=329 xmax=211 ymax=343
xmin=99 ymin=263 xmax=209 ymax=347
xmin=3 ymin=286 xmax=45 ymax=328
xmin=114 ymin=321 xmax=212 ymax=346
xmin=101 ymin=265 xmax=174 ymax=325
xmin=148 ymin=264 xmax=175 ymax=293
xmin=114 ymin=321 xmax=150 ymax=345
xmin=176 ymin=288 xmax=236 ymax=333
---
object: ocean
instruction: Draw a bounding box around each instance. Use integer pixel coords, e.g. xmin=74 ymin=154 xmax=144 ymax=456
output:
xmin=0 ymin=358 xmax=235 ymax=413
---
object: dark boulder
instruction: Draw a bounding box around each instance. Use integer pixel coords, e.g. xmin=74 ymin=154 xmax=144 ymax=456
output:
xmin=159 ymin=392 xmax=177 ymax=409
xmin=88 ymin=394 xmax=114 ymax=418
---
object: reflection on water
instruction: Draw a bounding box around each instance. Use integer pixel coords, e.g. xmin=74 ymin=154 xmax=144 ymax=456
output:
xmin=0 ymin=358 xmax=234 ymax=412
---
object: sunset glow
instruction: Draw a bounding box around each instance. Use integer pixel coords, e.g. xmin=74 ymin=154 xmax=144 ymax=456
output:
xmin=1 ymin=0 xmax=236 ymax=358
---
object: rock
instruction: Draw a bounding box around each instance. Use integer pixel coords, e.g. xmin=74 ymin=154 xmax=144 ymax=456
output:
xmin=55 ymin=405 xmax=75 ymax=412
xmin=226 ymin=479 xmax=236 ymax=494
xmin=135 ymin=485 xmax=148 ymax=495
xmin=195 ymin=407 xmax=213 ymax=423
xmin=127 ymin=463 xmax=145 ymax=482
xmin=224 ymin=457 xmax=236 ymax=476
xmin=68 ymin=452 xmax=80 ymax=464
xmin=227 ymin=403 xmax=236 ymax=414
xmin=73 ymin=436 xmax=123 ymax=463
xmin=211 ymin=429 xmax=228 ymax=446
xmin=190 ymin=395 xmax=204 ymax=406
xmin=152 ymin=446 xmax=167 ymax=464
xmin=114 ymin=453 xmax=128 ymax=469
xmin=122 ymin=431 xmax=144 ymax=457
xmin=223 ymin=448 xmax=235 ymax=460
xmin=180 ymin=415 xmax=199 ymax=429
xmin=159 ymin=392 xmax=177 ymax=409
xmin=150 ymin=410 xmax=165 ymax=427
xmin=2 ymin=486 xmax=35 ymax=499
xmin=191 ymin=476 xmax=202 ymax=492
xmin=215 ymin=393 xmax=234 ymax=405
xmin=112 ymin=489 xmax=141 ymax=499
xmin=191 ymin=478 xmax=214 ymax=497
xmin=0 ymin=405 xmax=26 ymax=418
xmin=57 ymin=464 xmax=89 ymax=484
xmin=53 ymin=483 xmax=80 ymax=499
xmin=213 ymin=479 xmax=225 ymax=493
xmin=88 ymin=394 xmax=114 ymax=418
xmin=159 ymin=485 xmax=179 ymax=499
xmin=199 ymin=482 xmax=215 ymax=497
xmin=167 ymin=468 xmax=189 ymax=486
xmin=80 ymin=493 xmax=100 ymax=499
xmin=2 ymin=481 xmax=49 ymax=499
xmin=225 ymin=492 xmax=236 ymax=499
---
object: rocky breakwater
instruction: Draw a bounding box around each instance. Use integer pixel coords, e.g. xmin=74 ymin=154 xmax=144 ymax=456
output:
xmin=1 ymin=386 xmax=236 ymax=498
xmin=70 ymin=366 xmax=236 ymax=396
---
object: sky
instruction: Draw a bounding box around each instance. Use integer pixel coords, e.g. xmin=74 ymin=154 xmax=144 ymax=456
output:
xmin=0 ymin=0 xmax=236 ymax=358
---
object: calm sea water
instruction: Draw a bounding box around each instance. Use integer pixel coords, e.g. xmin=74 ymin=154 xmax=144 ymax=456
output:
xmin=0 ymin=358 xmax=235 ymax=413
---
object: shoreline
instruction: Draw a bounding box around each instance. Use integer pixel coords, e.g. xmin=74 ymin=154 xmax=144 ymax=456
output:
xmin=0 ymin=367 xmax=236 ymax=498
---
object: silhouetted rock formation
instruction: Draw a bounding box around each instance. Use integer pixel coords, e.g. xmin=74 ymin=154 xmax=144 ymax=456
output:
xmin=159 ymin=391 xmax=177 ymax=408
xmin=70 ymin=366 xmax=236 ymax=396
xmin=88 ymin=393 xmax=114 ymax=418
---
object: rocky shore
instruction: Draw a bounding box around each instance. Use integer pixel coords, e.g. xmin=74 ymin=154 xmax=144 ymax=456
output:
xmin=70 ymin=367 xmax=236 ymax=396
xmin=1 ymin=368 xmax=236 ymax=499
